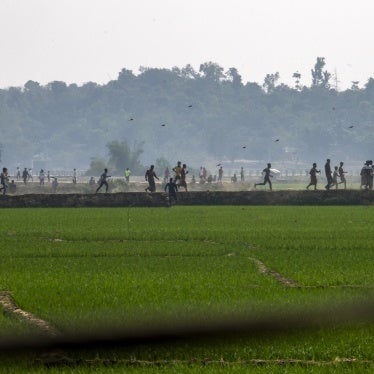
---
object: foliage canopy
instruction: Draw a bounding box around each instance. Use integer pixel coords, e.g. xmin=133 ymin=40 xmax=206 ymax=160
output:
xmin=0 ymin=58 xmax=373 ymax=172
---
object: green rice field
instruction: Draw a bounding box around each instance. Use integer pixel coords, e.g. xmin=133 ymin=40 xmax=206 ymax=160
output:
xmin=0 ymin=206 xmax=373 ymax=372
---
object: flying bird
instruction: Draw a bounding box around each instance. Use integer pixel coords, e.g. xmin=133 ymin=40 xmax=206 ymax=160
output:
xmin=187 ymin=105 xmax=192 ymax=108
xmin=216 ymin=163 xmax=222 ymax=167
xmin=242 ymin=146 xmax=246 ymax=149
xmin=274 ymin=139 xmax=280 ymax=142
xmin=128 ymin=118 xmax=134 ymax=121
xmin=348 ymin=125 xmax=354 ymax=129
xmin=161 ymin=123 xmax=166 ymax=127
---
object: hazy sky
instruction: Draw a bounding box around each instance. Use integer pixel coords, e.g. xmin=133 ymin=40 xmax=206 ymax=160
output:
xmin=1 ymin=0 xmax=373 ymax=89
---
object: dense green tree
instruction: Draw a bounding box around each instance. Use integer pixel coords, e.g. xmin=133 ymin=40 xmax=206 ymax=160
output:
xmin=177 ymin=64 xmax=199 ymax=80
xmin=199 ymin=62 xmax=225 ymax=82
xmin=263 ymin=72 xmax=280 ymax=93
xmin=226 ymin=67 xmax=242 ymax=87
xmin=311 ymin=57 xmax=331 ymax=88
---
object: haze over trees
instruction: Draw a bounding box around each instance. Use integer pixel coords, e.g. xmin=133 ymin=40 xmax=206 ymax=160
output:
xmin=0 ymin=58 xmax=373 ymax=173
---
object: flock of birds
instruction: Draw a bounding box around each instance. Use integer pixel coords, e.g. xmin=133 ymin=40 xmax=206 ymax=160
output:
xmin=125 ymin=104 xmax=357 ymax=168
xmin=127 ymin=104 xmax=194 ymax=127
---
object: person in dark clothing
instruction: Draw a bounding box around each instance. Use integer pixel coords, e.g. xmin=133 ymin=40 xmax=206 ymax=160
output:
xmin=306 ymin=163 xmax=320 ymax=190
xmin=96 ymin=168 xmax=111 ymax=193
xmin=0 ymin=167 xmax=9 ymax=195
xmin=218 ymin=166 xmax=223 ymax=182
xmin=324 ymin=159 xmax=333 ymax=190
xmin=145 ymin=165 xmax=159 ymax=193
xmin=255 ymin=163 xmax=273 ymax=190
xmin=164 ymin=178 xmax=178 ymax=206
xmin=22 ymin=168 xmax=28 ymax=184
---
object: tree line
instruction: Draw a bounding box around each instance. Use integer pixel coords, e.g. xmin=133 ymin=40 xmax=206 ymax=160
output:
xmin=0 ymin=57 xmax=373 ymax=174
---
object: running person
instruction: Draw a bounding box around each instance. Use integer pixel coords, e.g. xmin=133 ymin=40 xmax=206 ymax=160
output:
xmin=338 ymin=161 xmax=347 ymax=189
xmin=324 ymin=159 xmax=333 ymax=190
xmin=145 ymin=165 xmax=159 ymax=193
xmin=255 ymin=163 xmax=273 ymax=190
xmin=96 ymin=168 xmax=111 ymax=193
xmin=330 ymin=166 xmax=339 ymax=189
xmin=306 ymin=163 xmax=320 ymax=190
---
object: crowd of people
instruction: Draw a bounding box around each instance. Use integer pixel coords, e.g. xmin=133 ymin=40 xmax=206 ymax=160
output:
xmin=145 ymin=161 xmax=189 ymax=206
xmin=360 ymin=160 xmax=374 ymax=190
xmin=0 ymin=159 xmax=373 ymax=197
xmin=305 ymin=159 xmax=373 ymax=191
xmin=142 ymin=158 xmax=373 ymax=207
xmin=1 ymin=167 xmax=61 ymax=194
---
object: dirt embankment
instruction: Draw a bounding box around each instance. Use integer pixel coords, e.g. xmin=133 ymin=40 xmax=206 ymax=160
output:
xmin=0 ymin=190 xmax=372 ymax=208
